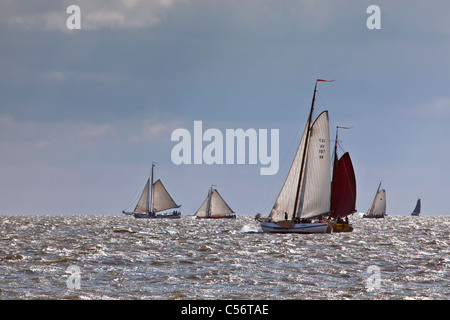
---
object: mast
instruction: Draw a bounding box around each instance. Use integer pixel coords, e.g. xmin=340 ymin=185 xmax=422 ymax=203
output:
xmin=293 ymin=81 xmax=317 ymax=218
xmin=331 ymin=127 xmax=339 ymax=216
xmin=334 ymin=127 xmax=339 ymax=164
xmin=149 ymin=163 xmax=155 ymax=216
xmin=206 ymin=186 xmax=213 ymax=217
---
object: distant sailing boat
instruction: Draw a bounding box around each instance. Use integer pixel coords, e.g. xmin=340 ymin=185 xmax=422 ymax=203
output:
xmin=260 ymin=79 xmax=334 ymax=234
xmin=363 ymin=181 xmax=386 ymax=218
xmin=411 ymin=197 xmax=421 ymax=216
xmin=122 ymin=164 xmax=181 ymax=219
xmin=195 ymin=186 xmax=236 ymax=219
xmin=330 ymin=126 xmax=357 ymax=232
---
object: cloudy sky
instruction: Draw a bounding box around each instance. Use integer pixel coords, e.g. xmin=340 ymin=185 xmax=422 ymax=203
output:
xmin=1 ymin=0 xmax=450 ymax=215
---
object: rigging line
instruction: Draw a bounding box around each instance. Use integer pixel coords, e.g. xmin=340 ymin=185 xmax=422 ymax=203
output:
xmin=315 ymin=91 xmax=328 ymax=114
xmin=258 ymin=113 xmax=306 ymax=214
xmin=123 ymin=177 xmax=147 ymax=211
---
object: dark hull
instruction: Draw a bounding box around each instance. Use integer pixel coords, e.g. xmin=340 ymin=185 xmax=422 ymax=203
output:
xmin=362 ymin=214 xmax=385 ymax=219
xmin=196 ymin=214 xmax=236 ymax=219
xmin=123 ymin=211 xmax=181 ymax=219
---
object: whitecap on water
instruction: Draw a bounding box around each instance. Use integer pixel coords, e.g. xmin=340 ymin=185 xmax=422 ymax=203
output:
xmin=240 ymin=224 xmax=260 ymax=233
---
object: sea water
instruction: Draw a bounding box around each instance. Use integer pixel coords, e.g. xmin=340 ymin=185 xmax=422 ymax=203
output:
xmin=0 ymin=215 xmax=448 ymax=300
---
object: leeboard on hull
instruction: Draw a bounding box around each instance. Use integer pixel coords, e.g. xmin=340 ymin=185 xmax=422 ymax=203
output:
xmin=260 ymin=220 xmax=330 ymax=234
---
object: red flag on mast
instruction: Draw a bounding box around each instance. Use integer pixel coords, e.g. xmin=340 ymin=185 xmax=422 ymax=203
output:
xmin=317 ymin=79 xmax=334 ymax=82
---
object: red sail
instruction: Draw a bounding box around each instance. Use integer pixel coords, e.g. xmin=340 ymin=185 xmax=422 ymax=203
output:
xmin=330 ymin=152 xmax=357 ymax=218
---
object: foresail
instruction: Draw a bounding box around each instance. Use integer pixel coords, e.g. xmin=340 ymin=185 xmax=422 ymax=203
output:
xmin=210 ymin=189 xmax=234 ymax=217
xmin=152 ymin=179 xmax=180 ymax=213
xmin=134 ymin=179 xmax=150 ymax=213
xmin=195 ymin=197 xmax=209 ymax=217
xmin=269 ymin=124 xmax=308 ymax=220
xmin=297 ymin=111 xmax=331 ymax=219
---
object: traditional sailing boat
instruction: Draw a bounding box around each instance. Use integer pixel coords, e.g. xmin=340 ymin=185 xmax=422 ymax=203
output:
xmin=260 ymin=79 xmax=334 ymax=234
xmin=122 ymin=164 xmax=181 ymax=219
xmin=195 ymin=186 xmax=236 ymax=219
xmin=411 ymin=197 xmax=421 ymax=216
xmin=330 ymin=127 xmax=357 ymax=232
xmin=363 ymin=181 xmax=386 ymax=218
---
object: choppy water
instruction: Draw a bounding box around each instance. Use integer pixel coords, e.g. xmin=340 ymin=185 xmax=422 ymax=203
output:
xmin=0 ymin=215 xmax=448 ymax=300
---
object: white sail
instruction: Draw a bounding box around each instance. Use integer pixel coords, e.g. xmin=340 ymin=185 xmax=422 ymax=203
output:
xmin=195 ymin=197 xmax=210 ymax=218
xmin=298 ymin=111 xmax=331 ymax=218
xmin=269 ymin=111 xmax=330 ymax=220
xmin=269 ymin=121 xmax=308 ymax=220
xmin=152 ymin=179 xmax=180 ymax=213
xmin=367 ymin=189 xmax=386 ymax=216
xmin=210 ymin=189 xmax=234 ymax=217
xmin=134 ymin=179 xmax=150 ymax=213
xmin=195 ymin=188 xmax=234 ymax=217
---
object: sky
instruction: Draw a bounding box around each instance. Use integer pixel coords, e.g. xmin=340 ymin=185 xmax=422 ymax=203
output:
xmin=1 ymin=0 xmax=450 ymax=215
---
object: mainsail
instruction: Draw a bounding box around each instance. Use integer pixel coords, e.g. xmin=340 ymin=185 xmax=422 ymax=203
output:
xmin=411 ymin=198 xmax=421 ymax=216
xmin=152 ymin=179 xmax=180 ymax=213
xmin=365 ymin=182 xmax=386 ymax=217
xmin=330 ymin=152 xmax=357 ymax=218
xmin=269 ymin=111 xmax=331 ymax=220
xmin=195 ymin=187 xmax=235 ymax=218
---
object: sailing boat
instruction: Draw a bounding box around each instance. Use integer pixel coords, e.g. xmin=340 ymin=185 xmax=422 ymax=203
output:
xmin=122 ymin=164 xmax=181 ymax=219
xmin=260 ymin=79 xmax=334 ymax=234
xmin=363 ymin=181 xmax=386 ymax=218
xmin=411 ymin=197 xmax=421 ymax=216
xmin=330 ymin=127 xmax=357 ymax=232
xmin=195 ymin=186 xmax=236 ymax=219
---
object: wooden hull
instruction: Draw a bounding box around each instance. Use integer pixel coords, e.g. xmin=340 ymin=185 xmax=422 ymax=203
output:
xmin=260 ymin=220 xmax=331 ymax=234
xmin=332 ymin=223 xmax=353 ymax=232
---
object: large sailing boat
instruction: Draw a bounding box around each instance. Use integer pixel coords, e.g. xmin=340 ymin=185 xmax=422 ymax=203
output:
xmin=260 ymin=79 xmax=334 ymax=234
xmin=122 ymin=164 xmax=181 ymax=219
xmin=330 ymin=127 xmax=357 ymax=232
xmin=195 ymin=186 xmax=236 ymax=219
xmin=363 ymin=181 xmax=386 ymax=218
xmin=411 ymin=197 xmax=421 ymax=216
